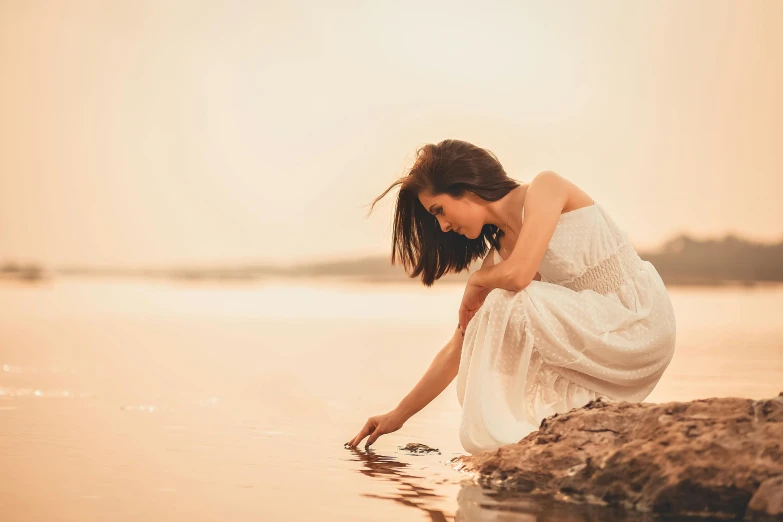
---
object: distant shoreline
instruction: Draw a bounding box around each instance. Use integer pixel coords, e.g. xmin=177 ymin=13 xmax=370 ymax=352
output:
xmin=2 ymin=271 xmax=782 ymax=290
xmin=3 ymin=232 xmax=783 ymax=288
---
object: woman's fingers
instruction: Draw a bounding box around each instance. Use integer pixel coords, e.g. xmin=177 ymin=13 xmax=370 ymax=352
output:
xmin=349 ymin=431 xmax=365 ymax=448
xmin=347 ymin=420 xmax=373 ymax=447
xmin=346 ymin=412 xmax=406 ymax=449
xmin=458 ymin=306 xmax=467 ymax=333
xmin=460 ymin=305 xmax=480 ymax=334
xmin=365 ymin=426 xmax=384 ymax=447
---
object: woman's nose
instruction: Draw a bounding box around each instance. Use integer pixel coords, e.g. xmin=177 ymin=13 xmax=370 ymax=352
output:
xmin=436 ymin=216 xmax=452 ymax=233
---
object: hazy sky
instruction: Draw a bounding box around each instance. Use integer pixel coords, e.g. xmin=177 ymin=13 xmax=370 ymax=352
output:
xmin=1 ymin=0 xmax=781 ymax=268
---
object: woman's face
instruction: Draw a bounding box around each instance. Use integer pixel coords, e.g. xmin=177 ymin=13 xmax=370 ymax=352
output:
xmin=418 ymin=190 xmax=485 ymax=239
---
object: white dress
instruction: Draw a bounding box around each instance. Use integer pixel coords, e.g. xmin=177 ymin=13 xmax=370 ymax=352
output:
xmin=455 ymin=201 xmax=677 ymax=455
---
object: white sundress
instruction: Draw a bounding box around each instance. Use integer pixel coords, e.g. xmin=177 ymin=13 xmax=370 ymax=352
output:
xmin=455 ymin=201 xmax=677 ymax=455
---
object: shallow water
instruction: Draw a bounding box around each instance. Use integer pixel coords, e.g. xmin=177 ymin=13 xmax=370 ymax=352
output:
xmin=1 ymin=277 xmax=781 ymax=521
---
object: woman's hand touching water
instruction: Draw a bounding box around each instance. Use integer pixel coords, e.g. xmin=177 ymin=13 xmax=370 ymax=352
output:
xmin=345 ymin=410 xmax=407 ymax=449
xmin=458 ymin=274 xmax=492 ymax=333
xmin=344 ymin=326 xmax=464 ymax=451
xmin=344 ymin=278 xmax=489 ymax=451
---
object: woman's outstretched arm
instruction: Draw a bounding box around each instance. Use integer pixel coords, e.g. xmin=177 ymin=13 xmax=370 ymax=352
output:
xmin=394 ymin=324 xmax=463 ymax=421
xmin=346 ymin=248 xmax=499 ymax=449
xmin=345 ymin=325 xmax=463 ymax=448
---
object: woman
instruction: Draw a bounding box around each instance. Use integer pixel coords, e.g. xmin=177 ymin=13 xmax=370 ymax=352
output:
xmin=346 ymin=139 xmax=677 ymax=455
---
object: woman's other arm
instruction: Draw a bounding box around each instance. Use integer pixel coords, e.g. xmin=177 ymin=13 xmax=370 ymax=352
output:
xmin=471 ymin=171 xmax=568 ymax=291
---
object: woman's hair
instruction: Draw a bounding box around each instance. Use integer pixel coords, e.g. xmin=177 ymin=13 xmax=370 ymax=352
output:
xmin=367 ymin=139 xmax=520 ymax=286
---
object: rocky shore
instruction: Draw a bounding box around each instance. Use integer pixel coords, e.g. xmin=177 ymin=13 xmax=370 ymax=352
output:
xmin=450 ymin=393 xmax=783 ymax=520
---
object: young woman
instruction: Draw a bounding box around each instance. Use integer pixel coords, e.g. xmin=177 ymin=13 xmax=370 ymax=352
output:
xmin=346 ymin=139 xmax=677 ymax=455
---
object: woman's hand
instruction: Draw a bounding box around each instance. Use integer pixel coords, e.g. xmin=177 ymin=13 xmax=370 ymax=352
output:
xmin=345 ymin=410 xmax=407 ymax=449
xmin=458 ymin=274 xmax=491 ymax=332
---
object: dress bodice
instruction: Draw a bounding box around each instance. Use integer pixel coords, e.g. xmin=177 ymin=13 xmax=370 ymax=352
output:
xmin=494 ymin=201 xmax=641 ymax=293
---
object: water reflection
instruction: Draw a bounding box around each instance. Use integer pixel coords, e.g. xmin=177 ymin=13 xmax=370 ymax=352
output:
xmin=345 ymin=447 xmax=734 ymax=522
xmin=344 ymin=446 xmax=453 ymax=521
xmin=457 ymin=485 xmax=744 ymax=521
xmin=456 ymin=485 xmax=651 ymax=521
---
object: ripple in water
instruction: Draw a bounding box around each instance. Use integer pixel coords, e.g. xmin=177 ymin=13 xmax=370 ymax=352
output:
xmin=343 ymin=446 xmax=464 ymax=521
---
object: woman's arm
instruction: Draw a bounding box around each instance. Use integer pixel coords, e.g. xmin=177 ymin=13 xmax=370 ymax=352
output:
xmin=472 ymin=171 xmax=568 ymax=291
xmin=346 ymin=325 xmax=463 ymax=448
xmin=394 ymin=246 xmax=503 ymax=421
xmin=346 ymin=250 xmax=495 ymax=449
xmin=393 ymin=325 xmax=463 ymax=421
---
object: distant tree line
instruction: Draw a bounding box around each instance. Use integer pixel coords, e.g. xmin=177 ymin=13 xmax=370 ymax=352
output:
xmin=3 ymin=233 xmax=782 ymax=285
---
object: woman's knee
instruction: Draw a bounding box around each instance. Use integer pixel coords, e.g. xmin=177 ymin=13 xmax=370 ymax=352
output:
xmin=484 ymin=287 xmax=521 ymax=309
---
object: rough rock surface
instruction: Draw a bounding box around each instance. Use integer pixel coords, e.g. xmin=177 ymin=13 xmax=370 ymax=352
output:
xmin=748 ymin=475 xmax=783 ymax=521
xmin=450 ymin=393 xmax=783 ymax=520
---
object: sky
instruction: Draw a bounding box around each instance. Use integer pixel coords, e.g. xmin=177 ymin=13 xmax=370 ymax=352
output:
xmin=1 ymin=0 xmax=781 ymax=268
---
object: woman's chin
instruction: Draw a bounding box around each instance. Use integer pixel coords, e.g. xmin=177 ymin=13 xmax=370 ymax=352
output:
xmin=456 ymin=227 xmax=476 ymax=239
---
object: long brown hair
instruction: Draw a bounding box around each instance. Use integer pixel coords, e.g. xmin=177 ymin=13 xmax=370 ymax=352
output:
xmin=367 ymin=139 xmax=521 ymax=286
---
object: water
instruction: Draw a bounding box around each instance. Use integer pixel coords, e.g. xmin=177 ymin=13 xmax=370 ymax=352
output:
xmin=1 ymin=277 xmax=781 ymax=521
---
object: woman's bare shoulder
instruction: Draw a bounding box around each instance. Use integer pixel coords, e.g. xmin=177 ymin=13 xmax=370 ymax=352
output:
xmin=537 ymin=170 xmax=594 ymax=212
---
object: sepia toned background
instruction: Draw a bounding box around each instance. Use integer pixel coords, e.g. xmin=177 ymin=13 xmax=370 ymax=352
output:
xmin=1 ymin=1 xmax=781 ymax=521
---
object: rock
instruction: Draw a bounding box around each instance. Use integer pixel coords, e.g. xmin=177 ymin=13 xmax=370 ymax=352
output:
xmin=747 ymin=476 xmax=783 ymax=521
xmin=399 ymin=443 xmax=441 ymax=454
xmin=450 ymin=393 xmax=783 ymax=520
